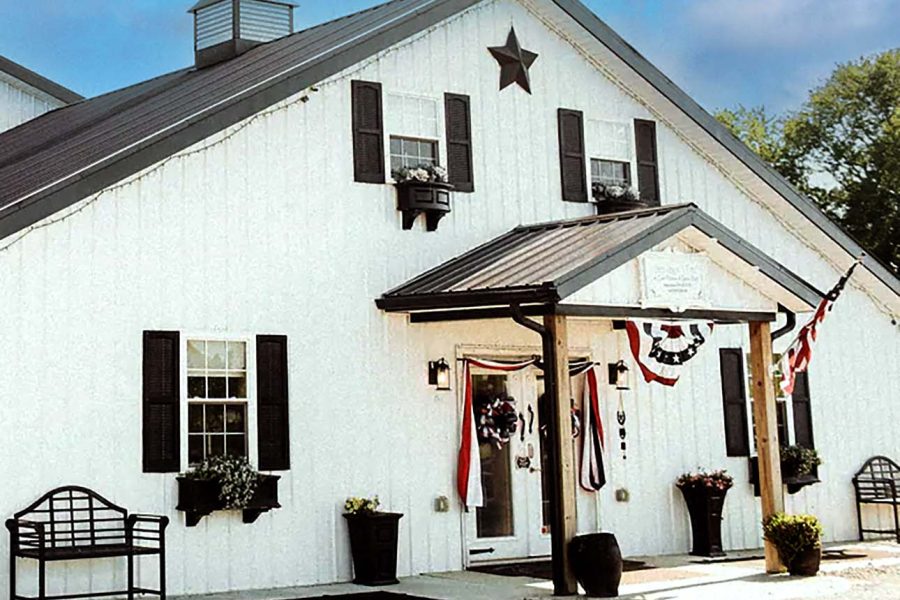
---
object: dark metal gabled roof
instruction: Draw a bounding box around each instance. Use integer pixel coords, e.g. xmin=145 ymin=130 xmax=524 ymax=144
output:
xmin=376 ymin=204 xmax=823 ymax=312
xmin=0 ymin=0 xmax=895 ymax=300
xmin=0 ymin=0 xmax=479 ymax=241
xmin=0 ymin=55 xmax=83 ymax=105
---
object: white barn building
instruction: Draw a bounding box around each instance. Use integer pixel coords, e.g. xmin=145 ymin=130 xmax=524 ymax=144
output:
xmin=0 ymin=55 xmax=81 ymax=133
xmin=0 ymin=0 xmax=898 ymax=598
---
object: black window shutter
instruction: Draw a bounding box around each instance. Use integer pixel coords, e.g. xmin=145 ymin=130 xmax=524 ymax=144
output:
xmin=791 ymin=372 xmax=815 ymax=449
xmin=558 ymin=108 xmax=587 ymax=202
xmin=351 ymin=80 xmax=385 ymax=183
xmin=257 ymin=335 xmax=290 ymax=471
xmin=719 ymin=348 xmax=750 ymax=457
xmin=445 ymin=93 xmax=474 ymax=192
xmin=634 ymin=119 xmax=660 ymax=206
xmin=143 ymin=331 xmax=180 ymax=473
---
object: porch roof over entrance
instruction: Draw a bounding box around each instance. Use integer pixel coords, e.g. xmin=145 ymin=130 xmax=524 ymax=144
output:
xmin=376 ymin=204 xmax=823 ymax=318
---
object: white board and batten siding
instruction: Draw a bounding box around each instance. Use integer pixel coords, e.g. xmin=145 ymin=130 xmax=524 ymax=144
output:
xmin=0 ymin=0 xmax=898 ymax=596
xmin=0 ymin=70 xmax=65 ymax=133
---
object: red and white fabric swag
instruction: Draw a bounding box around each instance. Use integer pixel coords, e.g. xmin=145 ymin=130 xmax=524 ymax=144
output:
xmin=626 ymin=320 xmax=715 ymax=386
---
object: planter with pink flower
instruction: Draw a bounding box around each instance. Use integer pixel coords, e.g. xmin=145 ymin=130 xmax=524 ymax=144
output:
xmin=675 ymin=469 xmax=734 ymax=557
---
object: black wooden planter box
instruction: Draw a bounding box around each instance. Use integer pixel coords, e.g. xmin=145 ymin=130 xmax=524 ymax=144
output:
xmin=396 ymin=181 xmax=453 ymax=231
xmin=344 ymin=512 xmax=403 ymax=586
xmin=679 ymin=485 xmax=728 ymax=557
xmin=176 ymin=474 xmax=280 ymax=527
xmin=749 ymin=456 xmax=820 ymax=496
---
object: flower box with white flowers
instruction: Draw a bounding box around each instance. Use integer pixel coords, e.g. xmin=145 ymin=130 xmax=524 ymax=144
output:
xmin=393 ymin=164 xmax=454 ymax=232
xmin=176 ymin=456 xmax=280 ymax=527
xmin=591 ymin=182 xmax=646 ymax=214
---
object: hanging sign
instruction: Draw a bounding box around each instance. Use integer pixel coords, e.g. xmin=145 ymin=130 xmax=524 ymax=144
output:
xmin=640 ymin=251 xmax=709 ymax=312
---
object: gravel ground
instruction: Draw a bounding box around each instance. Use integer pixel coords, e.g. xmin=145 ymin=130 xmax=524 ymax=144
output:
xmin=814 ymin=565 xmax=900 ymax=600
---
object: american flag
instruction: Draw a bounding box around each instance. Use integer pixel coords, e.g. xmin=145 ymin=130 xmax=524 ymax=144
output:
xmin=778 ymin=258 xmax=862 ymax=394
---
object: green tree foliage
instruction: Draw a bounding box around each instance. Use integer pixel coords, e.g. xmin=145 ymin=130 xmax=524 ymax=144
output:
xmin=716 ymin=50 xmax=900 ymax=271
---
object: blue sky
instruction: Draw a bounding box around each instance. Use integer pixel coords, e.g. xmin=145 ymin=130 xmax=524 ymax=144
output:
xmin=1 ymin=0 xmax=898 ymax=115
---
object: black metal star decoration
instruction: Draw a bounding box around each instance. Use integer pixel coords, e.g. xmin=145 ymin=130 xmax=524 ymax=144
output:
xmin=489 ymin=27 xmax=538 ymax=94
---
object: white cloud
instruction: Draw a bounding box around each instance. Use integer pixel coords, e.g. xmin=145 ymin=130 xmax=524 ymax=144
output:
xmin=684 ymin=0 xmax=896 ymax=50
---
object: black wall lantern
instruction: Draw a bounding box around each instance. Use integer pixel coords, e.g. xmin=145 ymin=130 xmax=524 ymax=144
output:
xmin=608 ymin=360 xmax=631 ymax=391
xmin=429 ymin=358 xmax=452 ymax=391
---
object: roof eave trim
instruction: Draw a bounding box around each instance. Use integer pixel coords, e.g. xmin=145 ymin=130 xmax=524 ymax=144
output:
xmin=0 ymin=55 xmax=83 ymax=104
xmin=376 ymin=286 xmax=560 ymax=312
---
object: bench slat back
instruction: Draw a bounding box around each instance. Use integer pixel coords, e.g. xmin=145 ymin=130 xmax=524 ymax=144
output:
xmin=14 ymin=486 xmax=128 ymax=549
xmin=854 ymin=456 xmax=900 ymax=500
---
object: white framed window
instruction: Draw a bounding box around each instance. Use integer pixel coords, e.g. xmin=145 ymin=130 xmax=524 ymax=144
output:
xmin=591 ymin=159 xmax=631 ymax=187
xmin=587 ymin=119 xmax=631 ymax=160
xmin=390 ymin=136 xmax=439 ymax=172
xmin=185 ymin=338 xmax=254 ymax=465
xmin=386 ymin=91 xmax=443 ymax=177
xmin=387 ymin=92 xmax=440 ymax=138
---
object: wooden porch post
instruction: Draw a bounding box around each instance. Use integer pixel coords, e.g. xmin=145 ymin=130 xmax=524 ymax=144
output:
xmin=542 ymin=314 xmax=578 ymax=595
xmin=748 ymin=320 xmax=785 ymax=573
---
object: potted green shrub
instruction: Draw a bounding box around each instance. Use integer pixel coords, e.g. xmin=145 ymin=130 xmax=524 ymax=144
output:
xmin=676 ymin=469 xmax=733 ymax=557
xmin=343 ymin=496 xmax=403 ymax=586
xmin=177 ymin=455 xmax=280 ymax=526
xmin=763 ymin=513 xmax=823 ymax=576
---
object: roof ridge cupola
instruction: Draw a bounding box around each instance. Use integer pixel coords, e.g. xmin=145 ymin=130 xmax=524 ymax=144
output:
xmin=189 ymin=0 xmax=296 ymax=68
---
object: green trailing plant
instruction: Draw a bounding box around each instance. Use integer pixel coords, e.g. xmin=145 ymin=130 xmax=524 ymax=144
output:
xmin=781 ymin=445 xmax=822 ymax=477
xmin=763 ymin=513 xmax=823 ymax=566
xmin=183 ymin=455 xmax=260 ymax=509
xmin=344 ymin=496 xmax=381 ymax=516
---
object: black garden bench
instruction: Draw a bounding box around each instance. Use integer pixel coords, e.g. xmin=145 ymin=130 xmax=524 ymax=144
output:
xmin=6 ymin=486 xmax=169 ymax=600
xmin=853 ymin=456 xmax=900 ymax=543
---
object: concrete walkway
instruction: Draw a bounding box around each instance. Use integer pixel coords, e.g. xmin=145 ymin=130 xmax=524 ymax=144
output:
xmin=174 ymin=541 xmax=900 ymax=600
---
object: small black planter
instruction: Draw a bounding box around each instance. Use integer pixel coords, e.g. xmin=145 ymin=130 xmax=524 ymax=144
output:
xmin=176 ymin=474 xmax=280 ymax=527
xmin=570 ymin=533 xmax=623 ymax=597
xmin=395 ymin=181 xmax=453 ymax=231
xmin=344 ymin=512 xmax=403 ymax=586
xmin=784 ymin=546 xmax=822 ymax=576
xmin=679 ymin=485 xmax=728 ymax=557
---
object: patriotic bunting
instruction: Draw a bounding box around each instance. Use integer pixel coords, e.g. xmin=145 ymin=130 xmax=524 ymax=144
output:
xmin=457 ymin=358 xmax=606 ymax=509
xmin=625 ymin=320 xmax=714 ymax=386
xmin=778 ymin=259 xmax=861 ymax=394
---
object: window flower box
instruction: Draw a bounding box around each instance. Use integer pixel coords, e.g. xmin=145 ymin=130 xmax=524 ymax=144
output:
xmin=393 ymin=164 xmax=453 ymax=231
xmin=749 ymin=454 xmax=821 ymax=496
xmin=176 ymin=473 xmax=281 ymax=527
xmin=591 ymin=182 xmax=646 ymax=215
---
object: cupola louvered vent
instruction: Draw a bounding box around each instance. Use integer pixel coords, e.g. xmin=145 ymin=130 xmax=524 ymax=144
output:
xmin=190 ymin=0 xmax=295 ymax=68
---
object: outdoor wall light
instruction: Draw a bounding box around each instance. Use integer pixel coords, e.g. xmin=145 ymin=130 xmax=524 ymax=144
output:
xmin=429 ymin=358 xmax=452 ymax=391
xmin=608 ymin=360 xmax=631 ymax=391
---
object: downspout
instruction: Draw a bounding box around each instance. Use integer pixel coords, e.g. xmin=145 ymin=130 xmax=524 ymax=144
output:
xmin=771 ymin=304 xmax=797 ymax=341
xmin=509 ymin=303 xmax=571 ymax=595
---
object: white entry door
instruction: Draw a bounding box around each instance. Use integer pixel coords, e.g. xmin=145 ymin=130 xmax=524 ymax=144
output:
xmin=466 ymin=366 xmax=552 ymax=562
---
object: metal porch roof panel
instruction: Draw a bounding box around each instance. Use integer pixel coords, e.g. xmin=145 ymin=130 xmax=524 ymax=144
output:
xmin=377 ymin=204 xmax=824 ymax=311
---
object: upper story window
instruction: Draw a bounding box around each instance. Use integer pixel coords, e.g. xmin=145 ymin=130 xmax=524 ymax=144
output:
xmin=591 ymin=159 xmax=631 ymax=187
xmin=390 ymin=136 xmax=438 ymax=172
xmin=387 ymin=92 xmax=441 ymax=177
xmin=187 ymin=339 xmax=249 ymax=464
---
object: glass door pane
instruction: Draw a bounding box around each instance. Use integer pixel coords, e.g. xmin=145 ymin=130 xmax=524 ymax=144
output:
xmin=474 ymin=374 xmax=515 ymax=538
